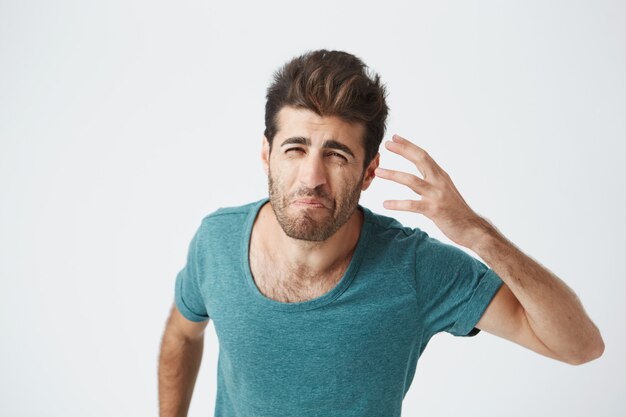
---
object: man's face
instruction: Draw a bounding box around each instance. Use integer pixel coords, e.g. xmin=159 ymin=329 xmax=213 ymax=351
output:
xmin=261 ymin=106 xmax=378 ymax=242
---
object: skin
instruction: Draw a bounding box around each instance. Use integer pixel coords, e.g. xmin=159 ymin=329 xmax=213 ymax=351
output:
xmin=257 ymin=105 xmax=379 ymax=279
xmin=158 ymin=304 xmax=206 ymax=417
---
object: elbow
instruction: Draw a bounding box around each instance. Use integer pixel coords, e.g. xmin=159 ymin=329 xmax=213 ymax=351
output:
xmin=568 ymin=335 xmax=605 ymax=366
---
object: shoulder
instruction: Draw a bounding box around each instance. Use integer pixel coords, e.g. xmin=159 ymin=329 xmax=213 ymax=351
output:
xmin=360 ymin=205 xmax=429 ymax=267
xmin=361 ymin=205 xmax=480 ymax=273
xmin=360 ymin=206 xmax=431 ymax=294
xmin=360 ymin=205 xmax=469 ymax=261
xmin=191 ymin=198 xmax=264 ymax=247
xmin=203 ymin=199 xmax=259 ymax=219
xmin=199 ymin=198 xmax=263 ymax=227
xmin=361 ymin=205 xmax=428 ymax=248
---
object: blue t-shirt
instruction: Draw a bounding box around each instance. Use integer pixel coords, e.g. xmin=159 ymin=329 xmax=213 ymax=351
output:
xmin=174 ymin=197 xmax=504 ymax=417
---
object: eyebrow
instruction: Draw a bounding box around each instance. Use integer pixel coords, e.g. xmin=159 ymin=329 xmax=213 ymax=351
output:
xmin=279 ymin=136 xmax=356 ymax=159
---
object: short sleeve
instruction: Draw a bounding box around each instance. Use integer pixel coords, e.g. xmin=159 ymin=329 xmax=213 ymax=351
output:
xmin=415 ymin=235 xmax=503 ymax=338
xmin=174 ymin=223 xmax=210 ymax=322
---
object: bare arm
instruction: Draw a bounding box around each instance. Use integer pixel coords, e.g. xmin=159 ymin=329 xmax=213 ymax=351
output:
xmin=375 ymin=134 xmax=604 ymax=364
xmin=470 ymin=223 xmax=604 ymax=364
xmin=158 ymin=302 xmax=209 ymax=417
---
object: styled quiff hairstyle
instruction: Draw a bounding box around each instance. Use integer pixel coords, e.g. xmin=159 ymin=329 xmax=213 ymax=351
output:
xmin=264 ymin=49 xmax=389 ymax=172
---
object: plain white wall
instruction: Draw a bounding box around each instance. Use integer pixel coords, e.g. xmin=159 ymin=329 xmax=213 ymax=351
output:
xmin=1 ymin=1 xmax=624 ymax=416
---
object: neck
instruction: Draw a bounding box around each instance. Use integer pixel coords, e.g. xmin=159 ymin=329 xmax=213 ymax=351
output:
xmin=255 ymin=202 xmax=363 ymax=278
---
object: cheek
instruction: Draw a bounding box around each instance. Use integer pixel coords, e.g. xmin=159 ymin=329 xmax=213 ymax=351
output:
xmin=270 ymin=168 xmax=298 ymax=194
xmin=335 ymin=168 xmax=361 ymax=186
xmin=327 ymin=176 xmax=358 ymax=200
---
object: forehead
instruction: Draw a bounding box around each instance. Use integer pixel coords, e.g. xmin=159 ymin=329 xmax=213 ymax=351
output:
xmin=275 ymin=106 xmax=365 ymax=152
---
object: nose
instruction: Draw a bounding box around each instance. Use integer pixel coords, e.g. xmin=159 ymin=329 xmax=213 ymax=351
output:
xmin=298 ymin=152 xmax=328 ymax=190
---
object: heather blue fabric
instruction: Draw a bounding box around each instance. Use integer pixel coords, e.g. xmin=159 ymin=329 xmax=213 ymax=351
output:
xmin=174 ymin=197 xmax=504 ymax=417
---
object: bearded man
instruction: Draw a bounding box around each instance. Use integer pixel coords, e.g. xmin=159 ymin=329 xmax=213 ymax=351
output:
xmin=158 ymin=49 xmax=604 ymax=417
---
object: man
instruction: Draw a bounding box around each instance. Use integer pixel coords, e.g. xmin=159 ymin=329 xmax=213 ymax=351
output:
xmin=158 ymin=49 xmax=604 ymax=417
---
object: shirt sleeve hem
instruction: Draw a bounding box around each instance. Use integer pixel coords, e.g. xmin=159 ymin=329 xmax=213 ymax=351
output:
xmin=448 ymin=268 xmax=503 ymax=337
xmin=175 ymin=272 xmax=210 ymax=322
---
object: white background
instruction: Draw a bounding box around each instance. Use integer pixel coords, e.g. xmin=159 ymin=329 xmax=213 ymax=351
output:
xmin=1 ymin=1 xmax=624 ymax=416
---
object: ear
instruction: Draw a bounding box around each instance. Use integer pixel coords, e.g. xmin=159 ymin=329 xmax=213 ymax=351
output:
xmin=261 ymin=135 xmax=270 ymax=176
xmin=361 ymin=152 xmax=380 ymax=191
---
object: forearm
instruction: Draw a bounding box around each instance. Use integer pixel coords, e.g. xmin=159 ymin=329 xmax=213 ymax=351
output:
xmin=158 ymin=331 xmax=204 ymax=417
xmin=469 ymin=218 xmax=604 ymax=364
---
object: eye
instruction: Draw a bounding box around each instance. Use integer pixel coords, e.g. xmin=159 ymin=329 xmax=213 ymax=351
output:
xmin=285 ymin=147 xmax=304 ymax=154
xmin=327 ymin=152 xmax=348 ymax=161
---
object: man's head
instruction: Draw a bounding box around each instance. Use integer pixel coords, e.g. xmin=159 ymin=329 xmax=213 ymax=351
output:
xmin=263 ymin=49 xmax=389 ymax=173
xmin=261 ymin=49 xmax=389 ymax=242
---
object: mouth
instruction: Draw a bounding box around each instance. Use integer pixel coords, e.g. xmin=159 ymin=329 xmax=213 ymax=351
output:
xmin=293 ymin=198 xmax=327 ymax=208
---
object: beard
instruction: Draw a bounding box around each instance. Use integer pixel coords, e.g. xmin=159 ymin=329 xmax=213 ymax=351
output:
xmin=267 ymin=167 xmax=364 ymax=242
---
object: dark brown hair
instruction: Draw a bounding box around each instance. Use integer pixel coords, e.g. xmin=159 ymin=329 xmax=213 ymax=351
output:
xmin=264 ymin=49 xmax=389 ymax=172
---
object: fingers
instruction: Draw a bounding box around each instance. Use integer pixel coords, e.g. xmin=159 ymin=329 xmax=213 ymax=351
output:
xmin=384 ymin=134 xmax=441 ymax=180
xmin=377 ymin=134 xmax=454 ymax=215
xmin=382 ymin=199 xmax=428 ymax=213
xmin=374 ymin=167 xmax=430 ymax=195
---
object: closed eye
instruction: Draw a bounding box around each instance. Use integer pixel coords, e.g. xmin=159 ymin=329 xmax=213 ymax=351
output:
xmin=285 ymin=148 xmax=347 ymax=161
xmin=286 ymin=148 xmax=305 ymax=153
xmin=327 ymin=152 xmax=348 ymax=161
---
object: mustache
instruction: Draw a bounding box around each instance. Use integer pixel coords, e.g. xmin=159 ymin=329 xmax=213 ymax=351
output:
xmin=291 ymin=189 xmax=330 ymax=200
xmin=290 ymin=189 xmax=334 ymax=208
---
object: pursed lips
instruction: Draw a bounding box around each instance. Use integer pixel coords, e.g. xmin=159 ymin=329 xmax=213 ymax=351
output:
xmin=293 ymin=198 xmax=327 ymax=208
